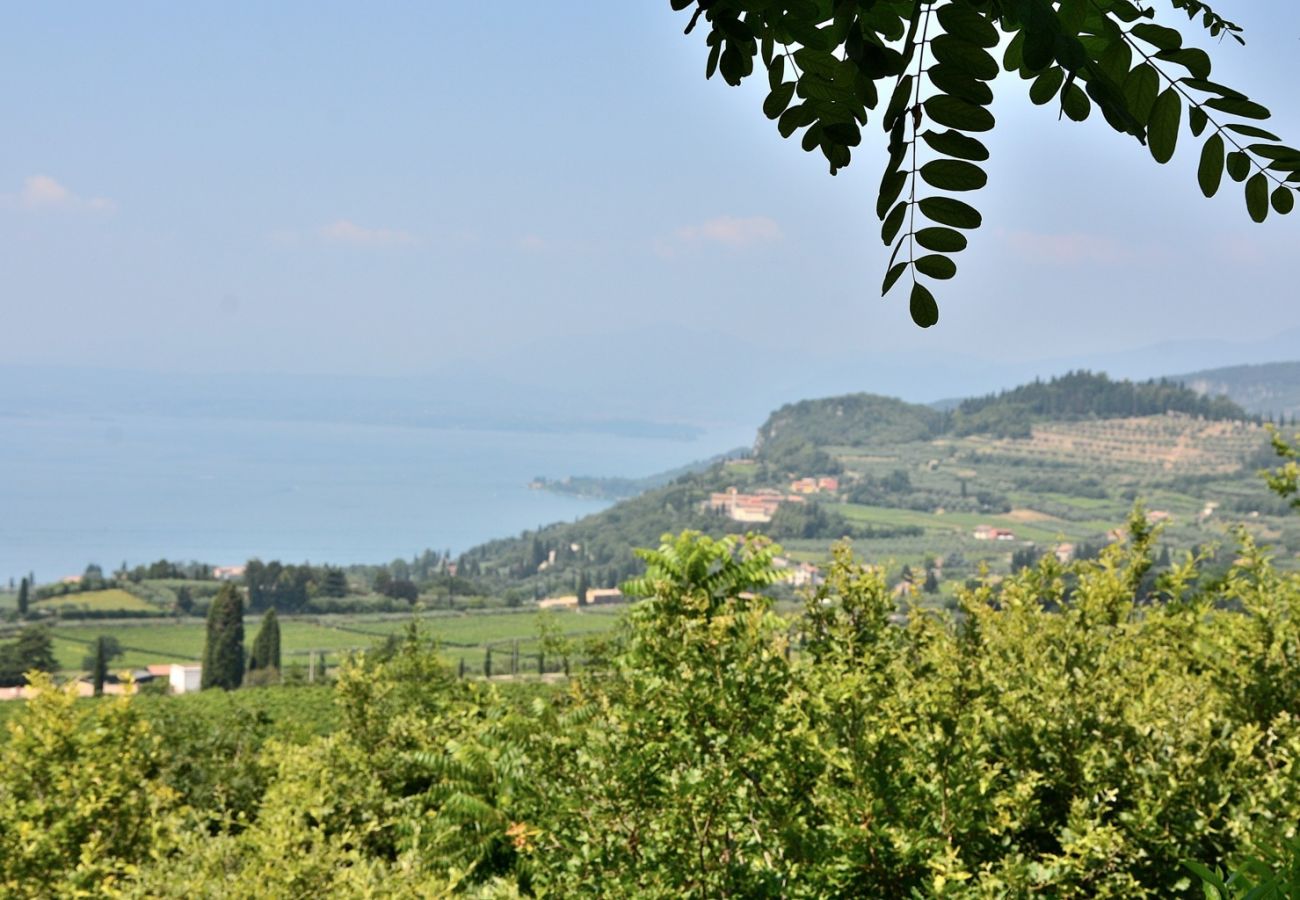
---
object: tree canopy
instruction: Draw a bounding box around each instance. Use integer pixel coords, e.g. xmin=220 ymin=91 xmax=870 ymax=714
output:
xmin=669 ymin=0 xmax=1299 ymax=326
xmin=201 ymin=583 xmax=245 ymax=690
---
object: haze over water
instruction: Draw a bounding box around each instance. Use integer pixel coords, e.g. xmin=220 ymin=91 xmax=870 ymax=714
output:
xmin=0 ymin=413 xmax=753 ymax=583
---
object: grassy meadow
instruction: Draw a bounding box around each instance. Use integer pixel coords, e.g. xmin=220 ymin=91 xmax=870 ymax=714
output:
xmin=35 ymin=588 xmax=157 ymax=614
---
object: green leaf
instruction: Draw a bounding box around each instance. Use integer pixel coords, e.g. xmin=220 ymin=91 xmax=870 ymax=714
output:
xmin=1225 ymin=151 xmax=1251 ymax=183
xmin=1197 ymin=134 xmax=1224 ymax=198
xmin=1225 ymin=123 xmax=1281 ymax=141
xmin=881 ymin=201 xmax=908 ymax=245
xmin=929 ymin=35 xmax=999 ymax=81
xmin=824 ymin=122 xmax=862 ymax=147
xmin=1130 ymin=23 xmax=1182 ymax=51
xmin=919 ymin=196 xmax=983 ymax=229
xmin=1002 ymin=30 xmax=1025 ymax=72
xmin=915 ymin=254 xmax=957 ymax=279
xmin=1247 ymin=144 xmax=1300 ymax=164
xmin=919 ymin=159 xmax=988 ymax=192
xmin=1123 ymin=64 xmax=1160 ymax=123
xmin=921 ymin=129 xmax=990 ymax=161
xmin=928 ymin=65 xmax=994 ymax=105
xmin=909 ymin=281 xmax=939 ymax=327
xmin=777 ymin=104 xmax=807 ymax=139
xmin=884 ymin=74 xmax=914 ymax=131
xmin=1204 ymin=97 xmax=1271 ymax=121
xmin=936 ymin=3 xmax=1000 ymax=49
xmin=1155 ymin=48 xmax=1211 ymax=80
xmin=1029 ymin=68 xmax=1065 ymax=106
xmin=882 ymin=261 xmax=909 ymax=296
xmin=1096 ymin=36 xmax=1134 ymax=86
xmin=1182 ymin=861 xmax=1230 ymax=895
xmin=1271 ymin=186 xmax=1296 ymax=215
xmin=1245 ymin=172 xmax=1269 ymax=222
xmin=915 ymin=227 xmax=968 ymax=253
xmin=1188 ymin=106 xmax=1208 ymax=137
xmin=1061 ymin=82 xmax=1090 ymax=122
xmin=877 ymin=169 xmax=908 ymax=218
xmin=924 ymin=95 xmax=995 ymax=133
xmin=1021 ymin=0 xmax=1056 ymax=71
xmin=765 ymin=51 xmax=783 ymax=87
xmin=762 ymin=82 xmax=796 ymax=120
xmin=1148 ymin=88 xmax=1181 ymax=164
xmin=1180 ymin=78 xmax=1245 ymax=100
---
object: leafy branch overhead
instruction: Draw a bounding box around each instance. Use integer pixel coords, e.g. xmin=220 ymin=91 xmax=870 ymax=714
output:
xmin=670 ymin=0 xmax=1300 ymax=327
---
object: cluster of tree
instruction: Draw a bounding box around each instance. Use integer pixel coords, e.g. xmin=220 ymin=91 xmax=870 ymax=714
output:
xmin=201 ymin=584 xmax=281 ymax=690
xmin=367 ymin=567 xmax=483 ymax=606
xmin=5 ymin=517 xmax=1300 ymax=895
xmin=951 ymin=372 xmax=1249 ymax=438
xmin=1011 ymin=472 xmax=1109 ymax=500
xmin=243 ymin=561 xmax=348 ymax=613
xmin=755 ymin=393 xmax=945 ymax=459
xmin=755 ymin=439 xmax=844 ymax=478
xmin=33 ymin=563 xmax=116 ymax=600
xmin=371 ymin=548 xmax=450 ymax=584
xmin=847 ymin=468 xmax=1012 ymax=514
xmin=765 ymin=499 xmax=855 ymax=541
xmin=118 ymin=559 xmax=214 ymax=583
xmin=0 ymin=626 xmax=57 ymax=687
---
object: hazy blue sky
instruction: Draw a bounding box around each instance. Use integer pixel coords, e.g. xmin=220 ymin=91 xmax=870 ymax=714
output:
xmin=3 ymin=3 xmax=1297 ymax=387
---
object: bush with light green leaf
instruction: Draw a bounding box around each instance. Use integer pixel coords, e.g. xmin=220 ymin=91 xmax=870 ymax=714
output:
xmin=5 ymin=482 xmax=1300 ymax=895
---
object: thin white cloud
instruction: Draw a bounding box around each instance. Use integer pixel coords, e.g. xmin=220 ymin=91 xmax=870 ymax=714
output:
xmin=1001 ymin=229 xmax=1127 ymax=265
xmin=3 ymin=175 xmax=115 ymax=213
xmin=317 ymin=219 xmax=416 ymax=247
xmin=674 ymin=215 xmax=782 ymax=248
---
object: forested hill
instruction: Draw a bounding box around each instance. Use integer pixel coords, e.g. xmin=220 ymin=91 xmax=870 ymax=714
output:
xmin=948 ymin=370 xmax=1248 ymax=438
xmin=753 ymin=371 xmax=1249 ymax=454
xmin=754 ymin=394 xmax=945 ymax=457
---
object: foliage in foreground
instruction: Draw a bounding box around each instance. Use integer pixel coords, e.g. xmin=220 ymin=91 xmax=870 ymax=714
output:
xmin=670 ymin=0 xmax=1299 ymax=326
xmin=1 ymin=513 xmax=1300 ymax=895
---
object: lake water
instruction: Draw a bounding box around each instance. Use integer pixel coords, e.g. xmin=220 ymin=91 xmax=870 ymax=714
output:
xmin=0 ymin=414 xmax=754 ymax=583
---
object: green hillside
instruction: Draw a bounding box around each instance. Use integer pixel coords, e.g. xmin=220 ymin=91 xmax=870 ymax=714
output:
xmin=460 ymin=371 xmax=1296 ymax=603
xmin=949 ymin=370 xmax=1247 ymax=437
xmin=755 ymin=393 xmax=944 ymax=457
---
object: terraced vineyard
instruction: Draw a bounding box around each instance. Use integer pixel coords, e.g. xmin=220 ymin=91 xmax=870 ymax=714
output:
xmin=967 ymin=414 xmax=1265 ymax=474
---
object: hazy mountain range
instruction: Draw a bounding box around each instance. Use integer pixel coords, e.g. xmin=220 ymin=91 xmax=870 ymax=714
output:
xmin=3 ymin=325 xmax=1298 ymax=439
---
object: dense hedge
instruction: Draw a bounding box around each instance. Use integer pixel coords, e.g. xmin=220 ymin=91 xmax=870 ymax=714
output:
xmin=0 ymin=515 xmax=1298 ymax=896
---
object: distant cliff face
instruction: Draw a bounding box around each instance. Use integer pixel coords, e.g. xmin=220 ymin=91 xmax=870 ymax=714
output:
xmin=1177 ymin=362 xmax=1300 ymax=419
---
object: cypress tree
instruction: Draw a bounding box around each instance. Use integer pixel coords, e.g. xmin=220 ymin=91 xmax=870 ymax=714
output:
xmin=16 ymin=578 xmax=28 ymax=618
xmin=248 ymin=608 xmax=281 ymax=674
xmin=576 ymin=570 xmax=589 ymax=607
xmin=201 ymin=583 xmax=245 ymax=690
xmin=92 ymin=636 xmax=108 ymax=697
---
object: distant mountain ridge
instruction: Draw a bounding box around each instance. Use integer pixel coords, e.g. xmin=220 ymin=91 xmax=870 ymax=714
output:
xmin=1172 ymin=361 xmax=1300 ymax=420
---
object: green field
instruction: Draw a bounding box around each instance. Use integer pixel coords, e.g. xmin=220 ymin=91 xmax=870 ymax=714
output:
xmin=47 ymin=607 xmax=624 ymax=673
xmin=36 ymin=588 xmax=158 ymax=613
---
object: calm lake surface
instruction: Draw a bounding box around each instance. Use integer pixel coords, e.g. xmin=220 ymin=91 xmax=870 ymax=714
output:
xmin=0 ymin=414 xmax=754 ymax=582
